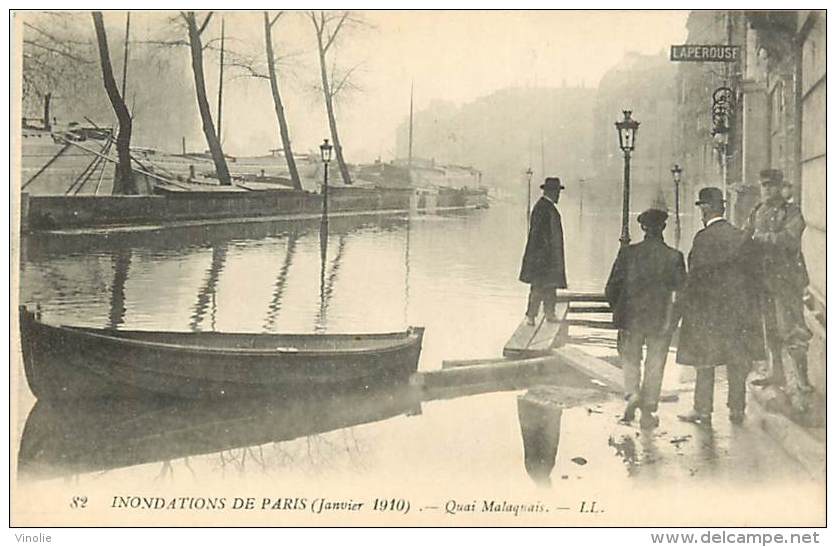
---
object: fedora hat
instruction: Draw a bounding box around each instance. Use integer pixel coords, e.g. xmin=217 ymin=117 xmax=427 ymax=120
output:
xmin=540 ymin=177 xmax=565 ymax=191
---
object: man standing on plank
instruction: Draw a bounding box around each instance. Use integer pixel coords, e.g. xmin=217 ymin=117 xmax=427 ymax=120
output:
xmin=519 ymin=177 xmax=568 ymax=326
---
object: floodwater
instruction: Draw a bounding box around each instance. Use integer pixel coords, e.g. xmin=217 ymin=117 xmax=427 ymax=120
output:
xmin=13 ymin=199 xmax=822 ymax=526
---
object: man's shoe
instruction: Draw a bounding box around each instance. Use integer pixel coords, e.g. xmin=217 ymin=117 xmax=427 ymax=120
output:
xmin=677 ymin=410 xmax=712 ymax=427
xmin=639 ymin=411 xmax=659 ymax=430
xmin=621 ymin=396 xmax=640 ymax=423
xmin=729 ymin=410 xmax=745 ymax=425
xmin=798 ymin=381 xmax=814 ymax=394
xmin=525 ymin=316 xmax=536 ymax=327
xmin=750 ymin=376 xmax=784 ymax=388
xmin=545 ymin=314 xmax=559 ymax=323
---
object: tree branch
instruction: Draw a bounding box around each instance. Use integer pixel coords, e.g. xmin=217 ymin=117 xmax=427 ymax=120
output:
xmin=24 ymin=40 xmax=92 ymax=63
xmin=226 ymin=59 xmax=268 ymax=80
xmin=198 ymin=12 xmax=214 ymax=35
xmin=268 ymin=11 xmax=283 ymax=29
xmin=140 ymin=39 xmax=190 ymax=48
xmin=23 ymin=22 xmax=89 ymax=46
xmin=322 ymin=12 xmax=349 ymax=53
xmin=331 ymin=63 xmax=361 ymax=98
xmin=309 ymin=11 xmax=323 ymax=39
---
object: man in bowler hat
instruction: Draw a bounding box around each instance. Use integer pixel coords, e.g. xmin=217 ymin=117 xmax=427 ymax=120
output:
xmin=676 ymin=188 xmax=764 ymax=426
xmin=605 ymin=208 xmax=686 ymax=428
xmin=745 ymin=169 xmax=813 ymax=393
xmin=519 ymin=177 xmax=567 ymax=326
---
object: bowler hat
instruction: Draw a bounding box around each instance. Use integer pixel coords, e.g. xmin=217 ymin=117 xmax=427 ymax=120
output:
xmin=695 ymin=187 xmax=725 ymax=207
xmin=637 ymin=208 xmax=668 ymax=227
xmin=540 ymin=177 xmax=565 ymax=191
xmin=759 ymin=168 xmax=784 ymax=185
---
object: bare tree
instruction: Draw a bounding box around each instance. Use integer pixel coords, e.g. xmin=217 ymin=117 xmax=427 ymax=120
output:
xmin=182 ymin=11 xmax=231 ymax=185
xmin=309 ymin=11 xmax=361 ymax=186
xmin=91 ymin=12 xmax=137 ymax=195
xmin=264 ymin=12 xmax=302 ymax=190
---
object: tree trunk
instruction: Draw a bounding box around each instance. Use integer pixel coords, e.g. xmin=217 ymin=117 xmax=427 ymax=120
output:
xmin=185 ymin=12 xmax=231 ymax=186
xmin=264 ymin=13 xmax=302 ymax=191
xmin=315 ymin=41 xmax=352 ymax=185
xmin=92 ymin=12 xmax=137 ymax=195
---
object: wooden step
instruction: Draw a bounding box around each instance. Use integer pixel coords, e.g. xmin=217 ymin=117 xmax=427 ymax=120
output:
xmin=503 ymin=302 xmax=569 ymax=358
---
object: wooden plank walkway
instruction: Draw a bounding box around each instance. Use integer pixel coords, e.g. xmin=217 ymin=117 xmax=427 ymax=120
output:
xmin=502 ymin=302 xmax=569 ymax=358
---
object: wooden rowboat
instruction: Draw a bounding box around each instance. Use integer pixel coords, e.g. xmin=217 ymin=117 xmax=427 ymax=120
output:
xmin=18 ymin=306 xmax=424 ymax=400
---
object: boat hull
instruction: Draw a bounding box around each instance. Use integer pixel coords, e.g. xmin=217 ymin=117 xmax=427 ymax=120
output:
xmin=19 ymin=308 xmax=424 ymax=400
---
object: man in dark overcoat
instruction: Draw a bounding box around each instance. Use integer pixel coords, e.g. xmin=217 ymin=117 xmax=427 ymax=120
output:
xmin=605 ymin=209 xmax=686 ymax=428
xmin=676 ymin=187 xmax=764 ymax=426
xmin=744 ymin=169 xmax=813 ymax=392
xmin=519 ymin=177 xmax=567 ymax=325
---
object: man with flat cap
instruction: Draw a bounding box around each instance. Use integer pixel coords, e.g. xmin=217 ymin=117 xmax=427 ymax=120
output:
xmin=676 ymin=188 xmax=764 ymax=426
xmin=745 ymin=168 xmax=813 ymax=392
xmin=520 ymin=177 xmax=567 ymax=326
xmin=605 ymin=208 xmax=686 ymax=428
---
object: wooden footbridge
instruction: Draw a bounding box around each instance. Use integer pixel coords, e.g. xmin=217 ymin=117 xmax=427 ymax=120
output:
xmin=411 ymin=292 xmax=623 ymax=396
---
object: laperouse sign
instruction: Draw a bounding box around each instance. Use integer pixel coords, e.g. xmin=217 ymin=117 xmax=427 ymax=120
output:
xmin=670 ymin=44 xmax=741 ymax=62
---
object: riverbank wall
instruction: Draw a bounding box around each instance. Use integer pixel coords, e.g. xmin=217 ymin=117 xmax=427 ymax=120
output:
xmin=21 ymin=186 xmax=489 ymax=232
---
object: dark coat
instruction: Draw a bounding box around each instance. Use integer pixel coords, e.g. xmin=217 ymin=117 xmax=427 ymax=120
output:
xmin=604 ymin=236 xmax=686 ymax=334
xmin=519 ymin=197 xmax=567 ymax=287
xmin=676 ymin=219 xmax=765 ymax=368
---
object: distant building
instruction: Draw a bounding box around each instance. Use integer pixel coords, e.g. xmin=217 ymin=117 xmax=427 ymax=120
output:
xmin=395 ymin=86 xmax=594 ymax=193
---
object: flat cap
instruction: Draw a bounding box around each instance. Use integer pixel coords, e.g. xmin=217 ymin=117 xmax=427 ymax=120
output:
xmin=759 ymin=168 xmax=784 ymax=185
xmin=637 ymin=208 xmax=668 ymax=227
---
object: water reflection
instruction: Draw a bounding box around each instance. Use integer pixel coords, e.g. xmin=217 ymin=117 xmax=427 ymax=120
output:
xmin=18 ymin=384 xmax=423 ymax=481
xmin=316 ymin=233 xmax=347 ymax=334
xmin=517 ymin=392 xmax=563 ymax=487
xmin=190 ymin=244 xmax=228 ymax=332
xmin=108 ymin=248 xmax=131 ymax=329
xmin=263 ymin=231 xmax=299 ymax=331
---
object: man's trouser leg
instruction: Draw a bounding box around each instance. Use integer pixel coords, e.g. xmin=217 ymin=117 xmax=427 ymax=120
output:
xmin=694 ymin=367 xmax=715 ymax=415
xmin=775 ymin=288 xmax=813 ymax=387
xmin=763 ymin=293 xmax=785 ymax=381
xmin=619 ymin=330 xmax=643 ymax=403
xmin=640 ymin=332 xmax=672 ymax=413
xmin=542 ymin=287 xmax=557 ymax=318
xmin=526 ymin=285 xmax=544 ymax=318
xmin=726 ymin=359 xmax=750 ymax=414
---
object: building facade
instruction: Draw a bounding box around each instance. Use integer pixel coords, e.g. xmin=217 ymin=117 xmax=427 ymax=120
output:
xmin=674 ymin=10 xmax=826 ymax=390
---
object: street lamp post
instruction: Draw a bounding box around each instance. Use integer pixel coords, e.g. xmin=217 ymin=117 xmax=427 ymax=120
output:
xmin=319 ymin=139 xmax=333 ymax=249
xmin=615 ymin=110 xmax=639 ymax=246
xmin=670 ymin=164 xmax=682 ymax=246
xmin=525 ymin=167 xmax=533 ymax=230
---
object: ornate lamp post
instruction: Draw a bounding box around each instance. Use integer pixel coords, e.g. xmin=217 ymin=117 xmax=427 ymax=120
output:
xmin=615 ymin=110 xmax=639 ymax=246
xmin=525 ymin=167 xmax=533 ymax=230
xmin=670 ymin=164 xmax=682 ymax=245
xmin=320 ymin=138 xmax=333 ymax=209
xmin=319 ymin=138 xmax=333 ymax=245
xmin=712 ymin=86 xmax=733 ymax=205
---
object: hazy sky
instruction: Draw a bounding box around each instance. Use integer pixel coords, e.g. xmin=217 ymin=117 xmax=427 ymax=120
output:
xmin=40 ymin=10 xmax=690 ymax=161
